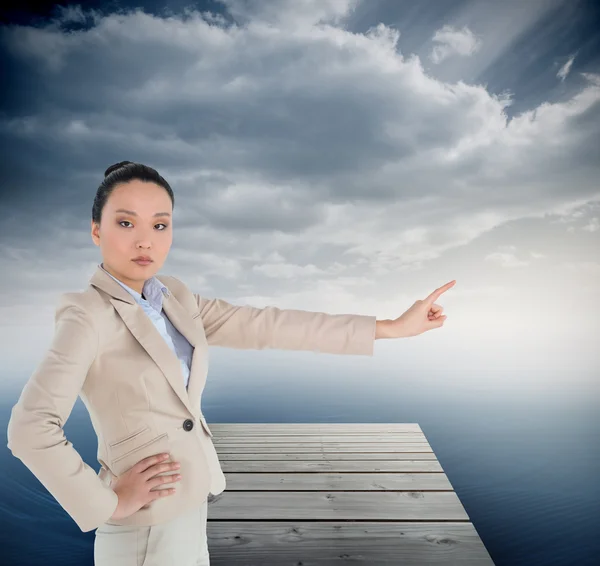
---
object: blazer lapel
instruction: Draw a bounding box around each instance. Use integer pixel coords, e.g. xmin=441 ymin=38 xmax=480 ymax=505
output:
xmin=89 ymin=266 xmax=202 ymax=417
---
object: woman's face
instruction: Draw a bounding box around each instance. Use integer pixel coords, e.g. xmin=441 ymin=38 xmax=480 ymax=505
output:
xmin=91 ymin=180 xmax=173 ymax=293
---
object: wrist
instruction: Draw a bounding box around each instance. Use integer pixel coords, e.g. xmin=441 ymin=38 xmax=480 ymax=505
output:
xmin=375 ymin=319 xmax=393 ymax=339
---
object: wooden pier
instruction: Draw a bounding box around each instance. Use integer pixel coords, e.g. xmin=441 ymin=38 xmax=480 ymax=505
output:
xmin=205 ymin=423 xmax=495 ymax=565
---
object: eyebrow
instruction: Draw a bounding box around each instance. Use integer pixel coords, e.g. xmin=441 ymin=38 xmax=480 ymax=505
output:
xmin=114 ymin=209 xmax=171 ymax=218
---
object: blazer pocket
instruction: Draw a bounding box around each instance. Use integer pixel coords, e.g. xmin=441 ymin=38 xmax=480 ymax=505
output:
xmin=108 ymin=424 xmax=150 ymax=448
xmin=110 ymin=432 xmax=171 ymax=477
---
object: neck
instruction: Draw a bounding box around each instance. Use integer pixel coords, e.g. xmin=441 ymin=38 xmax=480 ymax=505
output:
xmin=101 ymin=262 xmax=146 ymax=295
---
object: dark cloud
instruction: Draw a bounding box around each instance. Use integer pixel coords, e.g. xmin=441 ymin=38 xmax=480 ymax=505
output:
xmin=0 ymin=0 xmax=598 ymax=310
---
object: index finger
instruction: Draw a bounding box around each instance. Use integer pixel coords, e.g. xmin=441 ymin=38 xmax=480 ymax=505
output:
xmin=135 ymin=452 xmax=171 ymax=473
xmin=425 ymin=280 xmax=456 ymax=304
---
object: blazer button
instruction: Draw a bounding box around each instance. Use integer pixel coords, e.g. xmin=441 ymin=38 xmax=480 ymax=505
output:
xmin=183 ymin=419 xmax=194 ymax=431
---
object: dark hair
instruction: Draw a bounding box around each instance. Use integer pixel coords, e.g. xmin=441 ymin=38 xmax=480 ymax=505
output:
xmin=92 ymin=161 xmax=175 ymax=225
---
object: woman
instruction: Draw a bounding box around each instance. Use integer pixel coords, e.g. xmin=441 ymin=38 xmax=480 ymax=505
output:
xmin=6 ymin=161 xmax=453 ymax=565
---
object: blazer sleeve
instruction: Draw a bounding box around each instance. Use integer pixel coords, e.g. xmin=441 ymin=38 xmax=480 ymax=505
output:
xmin=6 ymin=293 xmax=119 ymax=533
xmin=194 ymin=295 xmax=377 ymax=356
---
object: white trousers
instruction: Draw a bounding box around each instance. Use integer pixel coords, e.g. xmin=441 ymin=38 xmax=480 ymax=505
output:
xmin=94 ymin=498 xmax=210 ymax=566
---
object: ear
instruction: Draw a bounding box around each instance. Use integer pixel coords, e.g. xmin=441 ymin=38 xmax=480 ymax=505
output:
xmin=91 ymin=220 xmax=100 ymax=245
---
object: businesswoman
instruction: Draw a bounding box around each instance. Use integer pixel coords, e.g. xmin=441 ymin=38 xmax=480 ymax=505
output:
xmin=6 ymin=161 xmax=454 ymax=565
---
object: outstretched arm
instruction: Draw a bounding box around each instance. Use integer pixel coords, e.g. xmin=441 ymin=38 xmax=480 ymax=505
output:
xmin=194 ymin=295 xmax=379 ymax=356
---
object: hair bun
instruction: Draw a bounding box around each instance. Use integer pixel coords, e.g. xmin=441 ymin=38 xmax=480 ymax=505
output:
xmin=104 ymin=161 xmax=134 ymax=178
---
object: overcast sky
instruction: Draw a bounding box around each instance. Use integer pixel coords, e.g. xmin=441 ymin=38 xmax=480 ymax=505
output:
xmin=1 ymin=0 xmax=598 ymax=390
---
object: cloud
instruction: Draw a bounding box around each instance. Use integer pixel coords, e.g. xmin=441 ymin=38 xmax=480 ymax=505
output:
xmin=581 ymin=217 xmax=599 ymax=232
xmin=429 ymin=24 xmax=481 ymax=64
xmin=484 ymin=250 xmax=529 ymax=268
xmin=0 ymin=5 xmax=599 ymax=308
xmin=216 ymin=0 xmax=359 ymax=27
xmin=556 ymin=52 xmax=577 ymax=82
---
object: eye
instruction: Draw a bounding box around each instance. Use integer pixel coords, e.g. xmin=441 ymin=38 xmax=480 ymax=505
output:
xmin=119 ymin=220 xmax=169 ymax=230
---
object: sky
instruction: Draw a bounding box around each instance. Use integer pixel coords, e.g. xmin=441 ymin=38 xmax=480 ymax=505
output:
xmin=0 ymin=0 xmax=599 ymax=391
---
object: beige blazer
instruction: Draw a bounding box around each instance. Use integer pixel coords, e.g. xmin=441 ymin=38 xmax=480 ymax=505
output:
xmin=6 ymin=264 xmax=377 ymax=533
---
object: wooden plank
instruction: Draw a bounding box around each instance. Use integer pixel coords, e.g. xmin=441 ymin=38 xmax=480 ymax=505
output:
xmin=214 ymin=444 xmax=433 ymax=453
xmin=221 ymin=472 xmax=453 ymax=490
xmin=215 ymin=441 xmax=431 ymax=445
xmin=206 ymin=522 xmax=495 ymax=565
xmin=208 ymin=423 xmax=422 ymax=433
xmin=218 ymin=452 xmax=439 ymax=461
xmin=220 ymin=460 xmax=444 ymax=472
xmin=207 ymin=491 xmax=469 ymax=521
xmin=212 ymin=433 xmax=428 ymax=442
